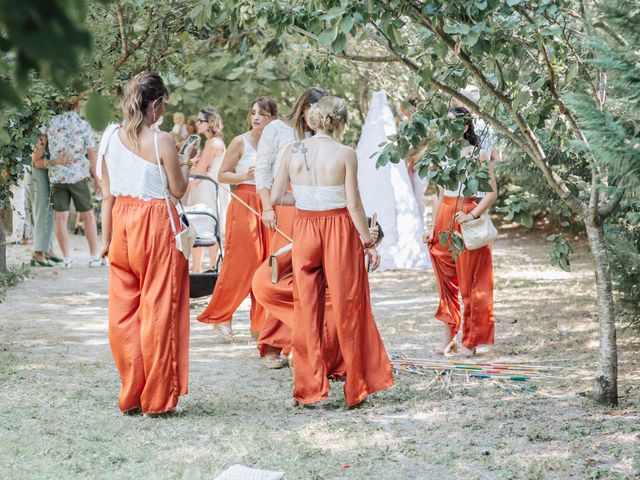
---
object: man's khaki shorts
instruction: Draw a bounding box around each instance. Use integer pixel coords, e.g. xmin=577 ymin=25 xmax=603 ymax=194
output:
xmin=51 ymin=178 xmax=93 ymax=213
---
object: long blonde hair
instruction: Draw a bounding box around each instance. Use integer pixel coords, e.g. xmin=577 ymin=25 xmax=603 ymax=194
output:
xmin=120 ymin=73 xmax=168 ymax=151
xmin=306 ymin=96 xmax=348 ymax=139
xmin=286 ymin=87 xmax=326 ymax=140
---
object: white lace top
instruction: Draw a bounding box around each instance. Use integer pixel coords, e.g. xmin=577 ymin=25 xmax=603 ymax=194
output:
xmin=255 ymin=119 xmax=297 ymax=190
xmin=291 ymin=185 xmax=347 ymax=211
xmin=237 ymin=135 xmax=257 ymax=185
xmin=99 ymin=124 xmax=168 ymax=201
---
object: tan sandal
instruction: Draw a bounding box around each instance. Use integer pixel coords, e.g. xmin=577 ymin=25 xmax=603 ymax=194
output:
xmin=212 ymin=324 xmax=234 ymax=342
xmin=262 ymin=355 xmax=286 ymax=369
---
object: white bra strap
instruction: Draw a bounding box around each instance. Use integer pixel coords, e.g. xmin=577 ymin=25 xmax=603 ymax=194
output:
xmin=154 ymin=131 xmax=178 ymax=235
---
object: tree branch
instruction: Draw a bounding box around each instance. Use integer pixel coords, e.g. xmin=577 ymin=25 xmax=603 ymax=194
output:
xmin=341 ymin=52 xmax=399 ymax=63
xmin=130 ymin=7 xmax=154 ymax=52
xmin=365 ymin=14 xmax=585 ymax=214
xmin=598 ymin=189 xmax=625 ymax=219
xmin=593 ymin=20 xmax=628 ymax=46
xmin=114 ymin=1 xmax=128 ymax=69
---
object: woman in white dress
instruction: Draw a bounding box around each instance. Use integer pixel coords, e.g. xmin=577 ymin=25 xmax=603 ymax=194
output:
xmin=183 ymin=107 xmax=228 ymax=272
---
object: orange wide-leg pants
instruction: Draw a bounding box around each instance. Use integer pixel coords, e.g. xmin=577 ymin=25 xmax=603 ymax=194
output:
xmin=108 ymin=197 xmax=190 ymax=414
xmin=428 ymin=196 xmax=494 ymax=348
xmin=253 ymin=204 xmax=296 ymax=356
xmin=252 ymin=247 xmax=346 ymax=377
xmin=197 ymin=184 xmax=269 ymax=334
xmin=292 ymin=208 xmax=394 ymax=406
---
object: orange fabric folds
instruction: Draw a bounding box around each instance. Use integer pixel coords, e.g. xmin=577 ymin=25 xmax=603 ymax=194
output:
xmin=428 ymin=196 xmax=494 ymax=348
xmin=291 ymin=208 xmax=394 ymax=406
xmin=252 ymin=248 xmax=346 ymax=378
xmin=253 ymin=204 xmax=295 ymax=357
xmin=197 ymin=184 xmax=269 ymax=334
xmin=108 ymin=196 xmax=190 ymax=414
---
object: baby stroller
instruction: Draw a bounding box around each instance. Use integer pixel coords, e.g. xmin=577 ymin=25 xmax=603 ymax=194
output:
xmin=184 ymin=174 xmax=224 ymax=298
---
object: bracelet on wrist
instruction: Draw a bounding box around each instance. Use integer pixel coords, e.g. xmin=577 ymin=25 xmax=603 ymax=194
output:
xmin=363 ymin=239 xmax=375 ymax=249
xmin=179 ymin=159 xmax=193 ymax=168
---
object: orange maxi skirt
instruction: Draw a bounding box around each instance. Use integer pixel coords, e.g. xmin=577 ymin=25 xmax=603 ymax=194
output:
xmin=108 ymin=196 xmax=190 ymax=414
xmin=428 ymin=196 xmax=494 ymax=348
xmin=292 ymin=208 xmax=394 ymax=406
xmin=197 ymin=184 xmax=269 ymax=334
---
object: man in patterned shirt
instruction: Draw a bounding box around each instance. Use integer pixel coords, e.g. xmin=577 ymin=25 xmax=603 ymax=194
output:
xmin=45 ymin=99 xmax=103 ymax=268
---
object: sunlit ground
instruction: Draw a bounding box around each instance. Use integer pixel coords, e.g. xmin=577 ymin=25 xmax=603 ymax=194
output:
xmin=1 ymin=227 xmax=638 ymax=479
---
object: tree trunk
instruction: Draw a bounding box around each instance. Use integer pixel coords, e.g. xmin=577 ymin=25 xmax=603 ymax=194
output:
xmin=585 ymin=220 xmax=618 ymax=406
xmin=0 ymin=207 xmax=7 ymax=273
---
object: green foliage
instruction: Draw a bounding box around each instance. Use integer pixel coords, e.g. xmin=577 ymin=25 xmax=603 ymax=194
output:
xmin=0 ymin=0 xmax=100 ymax=107
xmin=546 ymin=234 xmax=573 ymax=272
xmin=495 ymin=195 xmax=534 ymax=229
xmin=0 ymin=263 xmax=30 ymax=303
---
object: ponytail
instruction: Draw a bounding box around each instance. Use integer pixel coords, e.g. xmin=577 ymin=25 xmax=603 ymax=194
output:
xmin=120 ymin=73 xmax=168 ymax=151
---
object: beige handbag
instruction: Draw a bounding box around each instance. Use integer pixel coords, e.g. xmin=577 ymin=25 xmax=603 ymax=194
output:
xmin=461 ymin=213 xmax=497 ymax=250
xmin=154 ymin=131 xmax=197 ymax=260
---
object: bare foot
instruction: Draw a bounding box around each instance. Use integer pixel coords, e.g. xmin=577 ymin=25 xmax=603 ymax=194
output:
xmin=456 ymin=345 xmax=477 ymax=358
xmin=433 ymin=324 xmax=457 ymax=355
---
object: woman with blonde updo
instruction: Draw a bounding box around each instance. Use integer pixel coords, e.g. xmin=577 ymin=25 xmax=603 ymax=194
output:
xmin=183 ymin=107 xmax=229 ymax=272
xmin=272 ymin=96 xmax=394 ymax=407
xmin=98 ymin=72 xmax=195 ymax=415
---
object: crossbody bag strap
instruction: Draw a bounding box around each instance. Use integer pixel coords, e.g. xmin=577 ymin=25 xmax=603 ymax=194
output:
xmin=154 ymin=131 xmax=178 ymax=235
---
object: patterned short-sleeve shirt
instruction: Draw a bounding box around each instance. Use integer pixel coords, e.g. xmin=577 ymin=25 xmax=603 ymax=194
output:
xmin=46 ymin=111 xmax=95 ymax=184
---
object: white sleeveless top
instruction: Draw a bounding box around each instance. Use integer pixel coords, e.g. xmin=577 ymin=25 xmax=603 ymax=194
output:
xmin=236 ymin=135 xmax=257 ymax=185
xmin=443 ymin=145 xmax=486 ymax=198
xmin=101 ymin=126 xmax=168 ymax=201
xmin=291 ymin=185 xmax=347 ymax=211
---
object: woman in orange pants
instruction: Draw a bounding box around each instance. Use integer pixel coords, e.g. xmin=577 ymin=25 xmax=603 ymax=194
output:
xmin=99 ymin=73 xmax=194 ymax=415
xmin=425 ymin=106 xmax=498 ymax=357
xmin=197 ymin=97 xmax=278 ymax=339
xmin=272 ymin=96 xmax=394 ymax=407
xmin=254 ymin=87 xmax=326 ymax=367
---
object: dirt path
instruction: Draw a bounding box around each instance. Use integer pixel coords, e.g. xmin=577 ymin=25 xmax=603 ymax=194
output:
xmin=1 ymin=229 xmax=638 ymax=479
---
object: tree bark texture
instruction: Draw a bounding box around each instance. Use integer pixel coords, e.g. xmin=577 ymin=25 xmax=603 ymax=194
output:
xmin=0 ymin=207 xmax=8 ymax=273
xmin=585 ymin=220 xmax=618 ymax=406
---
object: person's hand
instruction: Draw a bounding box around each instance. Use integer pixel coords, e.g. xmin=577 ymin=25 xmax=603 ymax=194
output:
xmin=262 ymin=208 xmax=277 ymax=229
xmin=455 ymin=211 xmax=476 ymax=225
xmin=365 ymin=247 xmax=380 ymax=272
xmin=423 ymin=226 xmax=434 ymax=245
xmin=98 ymin=242 xmax=110 ymax=259
xmin=92 ymin=177 xmax=101 ymax=193
xmin=245 ymin=166 xmax=255 ymax=181
xmin=55 ymin=155 xmax=72 ymax=166
xmin=369 ymin=226 xmax=380 ymax=245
